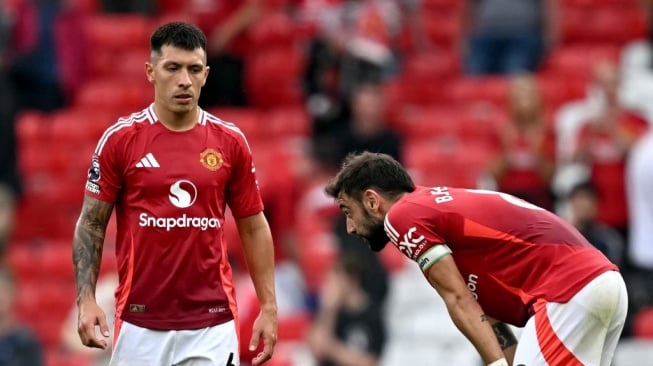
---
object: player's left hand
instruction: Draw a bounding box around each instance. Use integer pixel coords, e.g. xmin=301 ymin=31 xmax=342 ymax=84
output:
xmin=249 ymin=306 xmax=278 ymax=366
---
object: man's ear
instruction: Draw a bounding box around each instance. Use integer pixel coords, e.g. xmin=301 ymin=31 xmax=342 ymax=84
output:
xmin=362 ymin=189 xmax=380 ymax=212
xmin=145 ymin=62 xmax=155 ymax=84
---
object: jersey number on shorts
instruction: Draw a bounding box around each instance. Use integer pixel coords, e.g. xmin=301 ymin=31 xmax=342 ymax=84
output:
xmin=466 ymin=189 xmax=544 ymax=211
xmin=225 ymin=352 xmax=236 ymax=366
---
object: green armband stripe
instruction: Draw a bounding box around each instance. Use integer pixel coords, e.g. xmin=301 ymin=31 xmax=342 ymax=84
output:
xmin=417 ymin=245 xmax=452 ymax=272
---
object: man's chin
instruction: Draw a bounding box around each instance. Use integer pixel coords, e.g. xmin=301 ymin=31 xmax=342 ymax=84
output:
xmin=362 ymin=238 xmax=388 ymax=252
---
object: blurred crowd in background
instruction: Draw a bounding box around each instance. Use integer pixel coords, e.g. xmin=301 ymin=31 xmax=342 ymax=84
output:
xmin=1 ymin=0 xmax=653 ymax=365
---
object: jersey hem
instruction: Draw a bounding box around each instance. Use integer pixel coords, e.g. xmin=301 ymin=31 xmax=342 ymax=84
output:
xmin=120 ymin=312 xmax=235 ymax=331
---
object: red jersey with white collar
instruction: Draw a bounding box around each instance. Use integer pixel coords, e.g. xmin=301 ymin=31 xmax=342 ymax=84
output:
xmin=383 ymin=186 xmax=616 ymax=326
xmin=85 ymin=104 xmax=263 ymax=330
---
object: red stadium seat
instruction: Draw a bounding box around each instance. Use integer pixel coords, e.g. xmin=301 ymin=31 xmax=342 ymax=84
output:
xmin=633 ymin=307 xmax=653 ymax=339
xmin=85 ymin=14 xmax=153 ymax=51
xmin=248 ymin=11 xmax=297 ymax=50
xmin=75 ymin=79 xmax=153 ymax=113
xmin=561 ymin=8 xmax=647 ymax=45
xmin=266 ymin=106 xmax=311 ymax=138
xmin=560 ymin=0 xmax=639 ymax=10
xmin=420 ymin=11 xmax=461 ymax=50
xmin=421 ymin=0 xmax=464 ymax=12
xmin=383 ymin=77 xmax=445 ymax=117
xmin=245 ymin=46 xmax=305 ymax=109
xmin=50 ymin=108 xmax=115 ymax=145
xmin=536 ymin=74 xmax=587 ymax=111
xmin=15 ymin=111 xmax=47 ymax=144
xmin=402 ymin=49 xmax=460 ymax=81
xmin=393 ymin=104 xmax=502 ymax=149
xmin=206 ymin=107 xmax=262 ymax=140
xmin=542 ymin=44 xmax=621 ymax=81
xmin=446 ymin=76 xmax=509 ymax=108
xmin=403 ymin=138 xmax=493 ymax=188
xmin=90 ymin=47 xmax=150 ymax=80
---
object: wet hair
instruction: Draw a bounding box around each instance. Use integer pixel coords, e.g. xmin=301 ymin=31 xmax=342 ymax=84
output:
xmin=325 ymin=151 xmax=415 ymax=201
xmin=150 ymin=22 xmax=206 ymax=55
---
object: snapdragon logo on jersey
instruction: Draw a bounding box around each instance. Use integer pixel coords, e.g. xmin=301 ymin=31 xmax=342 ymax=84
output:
xmin=138 ymin=180 xmax=221 ymax=231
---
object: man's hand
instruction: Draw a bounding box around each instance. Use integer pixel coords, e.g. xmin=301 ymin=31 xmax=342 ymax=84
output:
xmin=249 ymin=306 xmax=278 ymax=366
xmin=77 ymin=299 xmax=110 ymax=349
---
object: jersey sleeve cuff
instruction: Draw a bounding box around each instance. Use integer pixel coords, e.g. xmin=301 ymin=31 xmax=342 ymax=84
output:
xmin=417 ymin=245 xmax=452 ymax=272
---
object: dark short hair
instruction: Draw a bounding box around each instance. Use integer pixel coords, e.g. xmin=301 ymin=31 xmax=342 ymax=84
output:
xmin=150 ymin=22 xmax=206 ymax=55
xmin=568 ymin=181 xmax=598 ymax=200
xmin=325 ymin=151 xmax=415 ymax=201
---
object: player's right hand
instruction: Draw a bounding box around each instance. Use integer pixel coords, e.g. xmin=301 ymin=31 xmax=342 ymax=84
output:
xmin=77 ymin=300 xmax=110 ymax=349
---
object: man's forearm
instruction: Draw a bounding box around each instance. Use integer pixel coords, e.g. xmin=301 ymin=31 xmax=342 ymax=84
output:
xmin=73 ymin=198 xmax=111 ymax=304
xmin=492 ymin=322 xmax=518 ymax=364
xmin=446 ymin=296 xmax=506 ymax=364
xmin=73 ymin=223 xmax=105 ymax=304
xmin=238 ymin=215 xmax=277 ymax=309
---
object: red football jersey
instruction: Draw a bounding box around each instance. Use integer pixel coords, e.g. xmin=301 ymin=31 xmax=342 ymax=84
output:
xmin=383 ymin=186 xmax=617 ymax=326
xmin=85 ymin=105 xmax=264 ymax=330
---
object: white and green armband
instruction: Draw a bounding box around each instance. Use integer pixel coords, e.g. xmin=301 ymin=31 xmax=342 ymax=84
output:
xmin=417 ymin=244 xmax=452 ymax=272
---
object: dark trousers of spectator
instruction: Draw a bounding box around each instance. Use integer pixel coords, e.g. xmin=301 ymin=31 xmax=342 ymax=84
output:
xmin=464 ymin=31 xmax=543 ymax=75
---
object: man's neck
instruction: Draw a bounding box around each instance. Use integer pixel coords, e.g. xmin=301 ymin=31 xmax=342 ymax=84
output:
xmin=154 ymin=104 xmax=199 ymax=132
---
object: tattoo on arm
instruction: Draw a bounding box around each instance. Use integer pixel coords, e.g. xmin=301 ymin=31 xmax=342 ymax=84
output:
xmin=73 ymin=196 xmax=113 ymax=304
xmin=492 ymin=322 xmax=518 ymax=350
xmin=480 ymin=314 xmax=488 ymax=322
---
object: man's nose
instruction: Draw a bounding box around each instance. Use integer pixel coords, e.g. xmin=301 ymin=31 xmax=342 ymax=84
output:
xmin=346 ymin=219 xmax=356 ymax=234
xmin=178 ymin=69 xmax=192 ymax=87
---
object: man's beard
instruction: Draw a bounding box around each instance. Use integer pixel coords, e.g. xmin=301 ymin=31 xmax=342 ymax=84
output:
xmin=358 ymin=219 xmax=389 ymax=252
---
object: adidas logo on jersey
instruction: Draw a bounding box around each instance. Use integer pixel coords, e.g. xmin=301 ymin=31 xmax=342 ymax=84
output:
xmin=136 ymin=153 xmax=160 ymax=168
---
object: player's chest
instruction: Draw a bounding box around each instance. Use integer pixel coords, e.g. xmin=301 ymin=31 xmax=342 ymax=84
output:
xmin=122 ymin=137 xmax=232 ymax=197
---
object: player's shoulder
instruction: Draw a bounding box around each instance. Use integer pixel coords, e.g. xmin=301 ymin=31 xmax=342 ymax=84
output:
xmin=386 ymin=187 xmax=433 ymax=224
xmin=201 ymin=109 xmax=249 ymax=140
xmin=95 ymin=106 xmax=155 ymax=154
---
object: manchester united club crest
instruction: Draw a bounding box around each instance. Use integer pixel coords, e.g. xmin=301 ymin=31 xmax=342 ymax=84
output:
xmin=200 ymin=148 xmax=224 ymax=171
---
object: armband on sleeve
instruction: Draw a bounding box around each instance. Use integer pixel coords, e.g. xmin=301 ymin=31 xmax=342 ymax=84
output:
xmin=417 ymin=244 xmax=452 ymax=272
xmin=487 ymin=358 xmax=508 ymax=366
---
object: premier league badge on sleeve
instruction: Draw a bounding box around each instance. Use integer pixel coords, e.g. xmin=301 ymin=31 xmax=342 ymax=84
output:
xmin=86 ymin=155 xmax=101 ymax=194
xmin=88 ymin=155 xmax=101 ymax=182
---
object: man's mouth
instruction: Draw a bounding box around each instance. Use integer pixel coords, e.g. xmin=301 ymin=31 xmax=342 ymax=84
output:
xmin=175 ymin=94 xmax=193 ymax=103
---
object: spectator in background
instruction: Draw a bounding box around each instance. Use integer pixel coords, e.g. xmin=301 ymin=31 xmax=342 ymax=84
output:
xmin=488 ymin=73 xmax=555 ymax=210
xmin=0 ymin=267 xmax=44 ymax=366
xmin=189 ymin=0 xmax=263 ymax=107
xmin=627 ymin=129 xmax=653 ymax=274
xmin=334 ymin=81 xmax=403 ymax=165
xmin=620 ymin=0 xmax=653 ymax=123
xmin=462 ymin=0 xmax=558 ymax=75
xmin=303 ymin=0 xmax=402 ymax=138
xmin=624 ymin=129 xmax=653 ymax=338
xmin=8 ymin=0 xmax=87 ymax=112
xmin=566 ymin=181 xmax=624 ymax=268
xmin=308 ymin=253 xmax=386 ymax=366
xmin=0 ymin=0 xmax=21 ymax=258
xmin=573 ymin=61 xmax=649 ymax=238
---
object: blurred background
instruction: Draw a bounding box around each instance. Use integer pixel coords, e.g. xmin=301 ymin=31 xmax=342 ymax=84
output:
xmin=1 ymin=0 xmax=653 ymax=365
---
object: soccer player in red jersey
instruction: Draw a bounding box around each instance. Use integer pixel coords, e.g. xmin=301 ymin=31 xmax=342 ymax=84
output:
xmin=72 ymin=22 xmax=277 ymax=366
xmin=325 ymin=151 xmax=628 ymax=366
